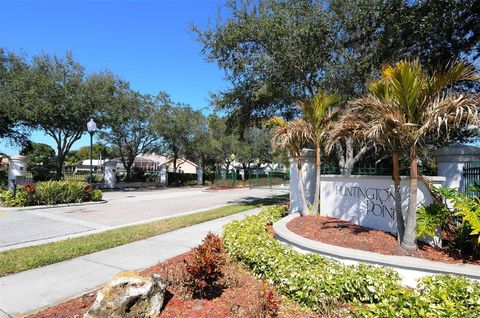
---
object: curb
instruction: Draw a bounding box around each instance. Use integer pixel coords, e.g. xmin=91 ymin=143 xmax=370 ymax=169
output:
xmin=0 ymin=200 xmax=108 ymax=212
xmin=273 ymin=213 xmax=480 ymax=280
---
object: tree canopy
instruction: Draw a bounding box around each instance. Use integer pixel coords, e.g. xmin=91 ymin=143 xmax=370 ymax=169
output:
xmin=99 ymin=87 xmax=160 ymax=180
xmin=1 ymin=50 xmax=117 ymax=177
xmin=196 ymin=0 xmax=479 ymax=128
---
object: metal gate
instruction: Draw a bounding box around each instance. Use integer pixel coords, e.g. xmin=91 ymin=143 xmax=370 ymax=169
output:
xmin=463 ymin=161 xmax=480 ymax=196
xmin=248 ymin=170 xmax=290 ymax=190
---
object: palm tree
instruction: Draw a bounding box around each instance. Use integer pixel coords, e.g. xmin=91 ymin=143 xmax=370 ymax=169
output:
xmin=327 ymin=99 xmax=407 ymax=242
xmin=270 ymin=116 xmax=310 ymax=214
xmin=299 ymin=92 xmax=341 ymax=215
xmin=342 ymin=59 xmax=479 ymax=252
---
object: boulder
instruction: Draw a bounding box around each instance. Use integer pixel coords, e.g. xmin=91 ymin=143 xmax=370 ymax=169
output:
xmin=84 ymin=271 xmax=166 ymax=318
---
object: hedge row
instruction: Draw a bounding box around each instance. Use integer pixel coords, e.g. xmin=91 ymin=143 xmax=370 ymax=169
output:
xmin=222 ymin=205 xmax=480 ymax=317
xmin=0 ymin=181 xmax=103 ymax=207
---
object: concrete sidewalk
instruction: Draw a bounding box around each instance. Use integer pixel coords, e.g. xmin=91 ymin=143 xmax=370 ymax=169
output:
xmin=0 ymin=208 xmax=261 ymax=317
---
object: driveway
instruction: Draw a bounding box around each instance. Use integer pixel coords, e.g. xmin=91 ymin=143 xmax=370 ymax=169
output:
xmin=0 ymin=186 xmax=287 ymax=251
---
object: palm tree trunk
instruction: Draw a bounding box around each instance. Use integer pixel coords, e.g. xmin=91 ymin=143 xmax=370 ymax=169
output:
xmin=392 ymin=152 xmax=405 ymax=243
xmin=296 ymin=159 xmax=309 ymax=216
xmin=401 ymin=145 xmax=418 ymax=252
xmin=312 ymin=144 xmax=321 ymax=215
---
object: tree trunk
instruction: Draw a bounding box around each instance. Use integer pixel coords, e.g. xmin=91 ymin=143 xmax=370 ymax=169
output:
xmin=401 ymin=145 xmax=418 ymax=252
xmin=55 ymin=154 xmax=65 ymax=180
xmin=173 ymin=153 xmax=178 ymax=173
xmin=336 ymin=138 xmax=373 ymax=175
xmin=312 ymin=144 xmax=321 ymax=215
xmin=392 ymin=152 xmax=405 ymax=243
xmin=224 ymin=161 xmax=230 ymax=179
xmin=296 ymin=158 xmax=309 ymax=216
xmin=125 ymin=162 xmax=133 ymax=181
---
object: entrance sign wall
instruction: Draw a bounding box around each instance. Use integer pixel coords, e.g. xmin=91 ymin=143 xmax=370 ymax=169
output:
xmin=289 ymin=149 xmax=445 ymax=234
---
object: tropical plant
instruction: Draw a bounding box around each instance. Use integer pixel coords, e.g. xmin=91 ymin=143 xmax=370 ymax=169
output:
xmin=327 ymin=99 xmax=406 ymax=241
xmin=446 ymin=187 xmax=480 ymax=253
xmin=269 ymin=117 xmax=309 ymax=214
xmin=184 ymin=232 xmax=226 ymax=298
xmin=332 ymin=59 xmax=479 ymax=251
xmin=330 ymin=59 xmax=479 ymax=251
xmin=299 ymin=92 xmax=341 ymax=215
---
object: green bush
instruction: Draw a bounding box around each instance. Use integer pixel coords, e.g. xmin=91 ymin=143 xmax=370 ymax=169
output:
xmin=35 ymin=181 xmax=85 ymax=205
xmin=0 ymin=170 xmax=7 ymax=186
xmin=421 ymin=186 xmax=480 ymax=254
xmin=224 ymin=205 xmax=480 ymax=316
xmin=91 ymin=189 xmax=103 ymax=201
xmin=0 ymin=181 xmax=103 ymax=207
xmin=223 ymin=205 xmax=401 ymax=312
xmin=355 ymin=275 xmax=480 ymax=317
xmin=0 ymin=187 xmax=30 ymax=207
xmin=416 ymin=201 xmax=451 ymax=239
xmin=168 ymin=172 xmax=198 ymax=186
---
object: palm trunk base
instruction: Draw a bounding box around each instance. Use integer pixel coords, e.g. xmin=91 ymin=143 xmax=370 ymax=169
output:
xmin=400 ymin=242 xmax=417 ymax=253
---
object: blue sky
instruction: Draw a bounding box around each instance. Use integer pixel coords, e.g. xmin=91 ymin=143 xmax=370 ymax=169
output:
xmin=0 ymin=0 xmax=228 ymax=155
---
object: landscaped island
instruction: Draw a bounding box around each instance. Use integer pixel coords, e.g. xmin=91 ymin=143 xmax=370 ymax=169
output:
xmin=0 ymin=180 xmax=103 ymax=207
xmin=24 ymin=206 xmax=480 ymax=317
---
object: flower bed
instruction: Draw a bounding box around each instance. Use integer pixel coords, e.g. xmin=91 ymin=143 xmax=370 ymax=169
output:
xmin=222 ymin=205 xmax=480 ymax=317
xmin=0 ymin=181 xmax=103 ymax=207
xmin=287 ymin=215 xmax=480 ymax=265
xmin=25 ymin=240 xmax=319 ymax=318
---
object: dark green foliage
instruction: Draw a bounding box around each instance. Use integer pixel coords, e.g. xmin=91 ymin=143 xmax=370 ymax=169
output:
xmin=20 ymin=143 xmax=56 ymax=182
xmin=0 ymin=170 xmax=7 ymax=186
xmin=168 ymin=172 xmax=197 ymax=186
xmin=100 ymin=88 xmax=160 ymax=181
xmin=1 ymin=50 xmax=117 ymax=178
xmin=419 ymin=186 xmax=480 ymax=256
xmin=0 ymin=49 xmax=31 ymax=148
xmin=196 ymin=0 xmax=479 ymax=130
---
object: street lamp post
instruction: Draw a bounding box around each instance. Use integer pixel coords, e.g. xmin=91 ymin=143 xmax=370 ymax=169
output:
xmin=256 ymin=158 xmax=260 ymax=187
xmin=230 ymin=153 xmax=236 ymax=187
xmin=87 ymin=119 xmax=97 ymax=184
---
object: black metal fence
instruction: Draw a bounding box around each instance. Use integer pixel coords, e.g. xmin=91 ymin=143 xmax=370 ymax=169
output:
xmin=463 ymin=161 xmax=480 ymax=196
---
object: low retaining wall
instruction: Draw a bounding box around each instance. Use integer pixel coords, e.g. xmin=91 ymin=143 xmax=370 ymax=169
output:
xmin=274 ymin=213 xmax=480 ymax=288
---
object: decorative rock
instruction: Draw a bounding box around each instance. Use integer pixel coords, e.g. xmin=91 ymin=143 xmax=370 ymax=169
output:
xmin=84 ymin=271 xmax=167 ymax=318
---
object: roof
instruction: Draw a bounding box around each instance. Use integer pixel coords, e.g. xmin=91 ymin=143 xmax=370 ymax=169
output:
xmin=136 ymin=153 xmax=198 ymax=168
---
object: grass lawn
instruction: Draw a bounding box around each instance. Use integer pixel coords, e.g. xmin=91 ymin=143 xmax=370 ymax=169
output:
xmin=0 ymin=195 xmax=286 ymax=277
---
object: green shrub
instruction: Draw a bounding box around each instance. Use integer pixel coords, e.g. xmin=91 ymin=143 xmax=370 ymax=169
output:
xmin=91 ymin=189 xmax=103 ymax=201
xmin=168 ymin=172 xmax=198 ymax=186
xmin=35 ymin=181 xmax=86 ymax=205
xmin=416 ymin=201 xmax=451 ymax=239
xmin=0 ymin=187 xmax=30 ymax=207
xmin=355 ymin=275 xmax=480 ymax=317
xmin=223 ymin=205 xmax=401 ymax=312
xmin=224 ymin=205 xmax=480 ymax=316
xmin=423 ymin=186 xmax=480 ymax=254
xmin=0 ymin=181 xmax=104 ymax=206
xmin=0 ymin=170 xmax=7 ymax=186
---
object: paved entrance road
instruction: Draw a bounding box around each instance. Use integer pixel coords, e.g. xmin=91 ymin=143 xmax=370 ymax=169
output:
xmin=0 ymin=187 xmax=287 ymax=251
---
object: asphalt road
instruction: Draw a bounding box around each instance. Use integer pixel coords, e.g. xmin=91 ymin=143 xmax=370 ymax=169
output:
xmin=0 ymin=186 xmax=288 ymax=251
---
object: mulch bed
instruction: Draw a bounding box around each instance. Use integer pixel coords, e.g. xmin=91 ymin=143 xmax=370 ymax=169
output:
xmin=26 ymin=252 xmax=322 ymax=318
xmin=287 ymin=216 xmax=480 ymax=265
